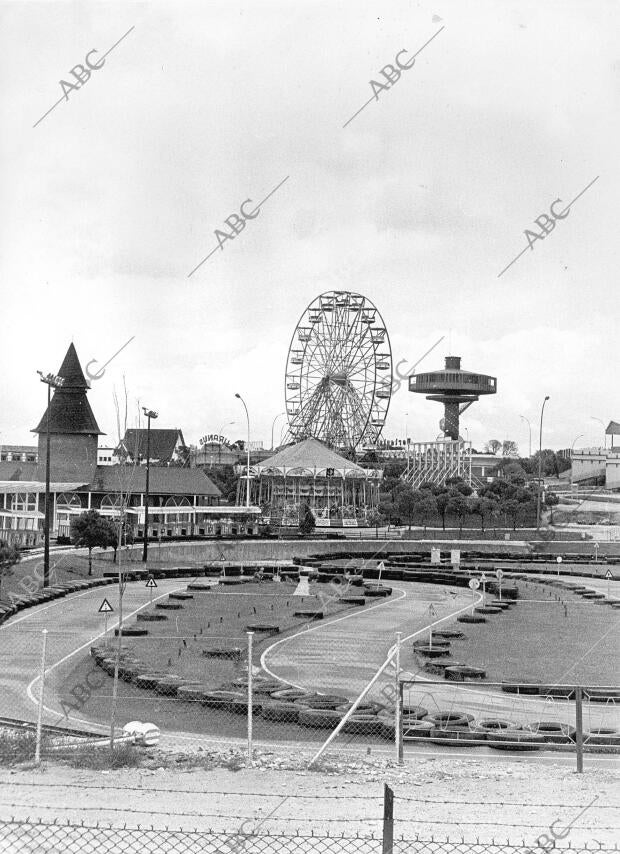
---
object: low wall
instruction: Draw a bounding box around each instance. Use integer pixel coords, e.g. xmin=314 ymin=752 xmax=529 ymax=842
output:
xmin=105 ymin=537 xmax=535 ymax=564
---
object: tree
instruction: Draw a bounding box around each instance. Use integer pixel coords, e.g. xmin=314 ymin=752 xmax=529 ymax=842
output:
xmin=435 ymin=491 xmax=450 ymax=531
xmin=366 ymin=508 xmax=385 ymax=538
xmin=447 ymin=493 xmax=470 ymax=535
xmin=70 ymin=510 xmax=111 ymax=575
xmin=396 ymin=487 xmax=418 ymax=530
xmin=485 ymin=439 xmax=502 ymax=454
xmin=501 ymin=498 xmax=520 ymax=531
xmin=0 ymin=541 xmax=21 ymax=600
xmin=103 ymin=517 xmax=135 ymax=562
xmin=298 ymin=502 xmax=315 ymax=536
xmin=502 ymin=440 xmax=519 ymax=456
xmin=544 ymin=492 xmax=559 ymax=523
xmin=470 ymin=496 xmax=498 ymax=534
xmin=412 ymin=492 xmax=438 ymax=534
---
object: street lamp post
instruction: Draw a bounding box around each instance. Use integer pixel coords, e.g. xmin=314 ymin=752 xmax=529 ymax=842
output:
xmin=536 ymin=396 xmax=550 ymax=532
xmin=519 ymin=415 xmax=532 ymax=458
xmin=37 ymin=371 xmax=65 ymax=587
xmin=235 ymin=394 xmax=251 ymax=508
xmin=270 ymin=412 xmax=286 ymax=451
xmin=141 ymin=408 xmax=158 ymax=563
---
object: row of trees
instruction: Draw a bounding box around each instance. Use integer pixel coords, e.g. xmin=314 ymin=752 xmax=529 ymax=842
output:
xmin=377 ymin=464 xmax=557 ymax=533
xmin=69 ymin=510 xmax=134 ymax=574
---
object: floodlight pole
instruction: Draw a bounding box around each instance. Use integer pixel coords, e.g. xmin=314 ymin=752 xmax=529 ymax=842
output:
xmin=142 ymin=408 xmax=159 ymax=563
xmin=38 ymin=371 xmax=65 ymax=587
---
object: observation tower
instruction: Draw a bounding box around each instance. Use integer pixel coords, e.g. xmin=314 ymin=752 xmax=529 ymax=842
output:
xmin=409 ymin=356 xmax=497 ymax=440
xmin=402 ymin=355 xmax=497 ymax=488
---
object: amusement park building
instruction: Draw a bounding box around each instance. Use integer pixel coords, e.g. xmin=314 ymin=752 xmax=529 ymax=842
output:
xmin=0 ymin=344 xmax=260 ymax=547
xmin=239 ymin=437 xmax=382 ymax=527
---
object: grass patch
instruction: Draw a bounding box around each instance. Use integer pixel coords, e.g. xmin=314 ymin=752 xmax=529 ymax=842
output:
xmin=402 ymin=579 xmax=619 ymax=684
xmin=63 ymin=742 xmax=141 ymax=770
xmin=0 ymin=729 xmax=41 ymax=765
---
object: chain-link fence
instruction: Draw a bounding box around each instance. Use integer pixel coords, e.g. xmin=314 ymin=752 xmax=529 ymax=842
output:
xmin=0 ymin=817 xmax=617 ymax=854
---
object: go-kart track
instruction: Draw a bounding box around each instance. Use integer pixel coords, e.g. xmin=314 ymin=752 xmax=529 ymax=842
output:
xmin=1 ymin=561 xmax=618 ymax=765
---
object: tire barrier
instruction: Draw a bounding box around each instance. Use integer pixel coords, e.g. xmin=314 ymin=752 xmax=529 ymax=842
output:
xmin=474 ymin=606 xmax=503 ymax=615
xmin=340 ymin=596 xmax=366 ymax=605
xmin=136 ymin=613 xmax=168 ymax=621
xmin=270 ymin=688 xmax=312 ymax=701
xmin=362 ymin=586 xmax=392 ymax=597
xmin=114 ymin=627 xmax=148 ymax=637
xmin=261 ymin=701 xmax=300 ymax=722
xmin=297 ymin=709 xmax=343 ymax=728
xmin=401 ymin=719 xmax=434 ymax=738
xmin=585 ymin=727 xmax=620 ymax=746
xmin=429 ymin=711 xmax=475 ymax=728
xmin=200 ymin=690 xmax=245 ymax=708
xmin=457 ymin=614 xmax=486 ymax=624
xmin=488 ymin=730 xmax=546 ymax=751
xmin=155 ymin=601 xmax=184 ymax=610
xmin=293 ymin=609 xmax=324 ymax=619
xmin=245 ymin=623 xmax=280 ymax=633
xmin=477 ymin=719 xmax=517 ymax=731
xmin=169 ymin=592 xmax=194 ymax=601
xmin=0 ymin=577 xmax=115 ymax=626
xmin=422 ymin=659 xmax=461 ymax=675
xmin=501 ymin=679 xmax=540 ymax=695
xmin=413 ymin=638 xmax=450 ymax=649
xmin=201 ymin=647 xmax=242 ymax=660
xmin=526 ymin=721 xmax=577 ymax=743
xmin=489 ymin=600 xmax=511 ymax=610
xmin=186 ymin=582 xmax=213 ymax=591
xmin=294 ymin=695 xmax=349 ymax=710
xmin=342 ymin=714 xmax=383 ymax=735
xmin=413 ymin=645 xmax=448 ymax=658
xmin=444 ymin=665 xmax=486 ymax=681
xmin=434 ymin=629 xmax=466 ymax=639
xmin=429 ymin=727 xmax=484 ymax=745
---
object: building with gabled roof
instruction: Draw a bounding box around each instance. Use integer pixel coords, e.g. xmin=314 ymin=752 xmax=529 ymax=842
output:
xmin=117 ymin=428 xmax=187 ymax=466
xmin=0 ymin=343 xmax=261 ymax=547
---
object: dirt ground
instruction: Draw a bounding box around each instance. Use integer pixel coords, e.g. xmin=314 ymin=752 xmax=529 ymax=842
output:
xmin=0 ymin=744 xmax=618 ymax=845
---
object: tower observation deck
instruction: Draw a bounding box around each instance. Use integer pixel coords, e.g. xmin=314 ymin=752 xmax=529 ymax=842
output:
xmin=408 ymin=356 xmax=497 ymax=440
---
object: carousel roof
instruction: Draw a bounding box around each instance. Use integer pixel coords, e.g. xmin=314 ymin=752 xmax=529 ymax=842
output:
xmin=250 ymin=437 xmax=380 ymax=479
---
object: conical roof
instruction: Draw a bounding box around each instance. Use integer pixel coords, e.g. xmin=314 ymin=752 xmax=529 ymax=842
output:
xmin=33 ymin=343 xmax=103 ymax=435
xmin=254 ymin=437 xmax=367 ymax=476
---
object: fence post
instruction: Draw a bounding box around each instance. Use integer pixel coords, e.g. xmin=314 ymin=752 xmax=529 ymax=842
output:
xmin=575 ymin=685 xmax=583 ymax=773
xmin=394 ymin=632 xmax=402 ymax=764
xmin=35 ymin=629 xmax=48 ymax=764
xmin=382 ymin=783 xmax=394 ymax=854
xmin=247 ymin=631 xmax=254 ymax=768
xmin=397 ymin=681 xmax=404 ymax=765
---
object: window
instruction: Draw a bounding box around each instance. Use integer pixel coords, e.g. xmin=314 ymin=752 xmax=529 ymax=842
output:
xmin=11 ymin=492 xmax=37 ymax=512
xmin=57 ymin=493 xmax=82 ymax=509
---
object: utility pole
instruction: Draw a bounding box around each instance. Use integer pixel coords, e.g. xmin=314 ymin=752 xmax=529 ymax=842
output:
xmin=536 ymin=396 xmax=550 ymax=532
xmin=141 ymin=408 xmax=158 ymax=562
xmin=37 ymin=371 xmax=65 ymax=587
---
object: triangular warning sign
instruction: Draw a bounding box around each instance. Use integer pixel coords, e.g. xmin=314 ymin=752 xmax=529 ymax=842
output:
xmin=605 ymin=569 xmax=613 ymax=580
xmin=145 ymin=577 xmax=157 ymax=588
xmin=98 ymin=598 xmax=114 ymax=614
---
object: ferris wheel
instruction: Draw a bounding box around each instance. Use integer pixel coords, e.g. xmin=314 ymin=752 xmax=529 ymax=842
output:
xmin=285 ymin=290 xmax=393 ymax=452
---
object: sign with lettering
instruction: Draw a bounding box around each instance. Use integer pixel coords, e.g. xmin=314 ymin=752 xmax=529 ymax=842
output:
xmin=199 ymin=434 xmax=231 ymax=447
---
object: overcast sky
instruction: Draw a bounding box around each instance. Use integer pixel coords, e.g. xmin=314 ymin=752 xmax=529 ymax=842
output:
xmin=0 ymin=0 xmax=617 ymax=454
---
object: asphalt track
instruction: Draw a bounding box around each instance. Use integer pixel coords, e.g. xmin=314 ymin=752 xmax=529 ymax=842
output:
xmin=0 ymin=571 xmax=618 ymax=768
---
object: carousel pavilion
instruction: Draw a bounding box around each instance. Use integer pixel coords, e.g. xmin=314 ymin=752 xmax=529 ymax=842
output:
xmin=239 ymin=437 xmax=382 ymax=527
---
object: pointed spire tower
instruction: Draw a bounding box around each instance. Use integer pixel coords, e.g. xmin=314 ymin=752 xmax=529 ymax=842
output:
xmin=33 ymin=343 xmax=103 ymax=481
